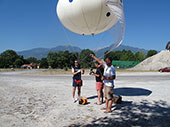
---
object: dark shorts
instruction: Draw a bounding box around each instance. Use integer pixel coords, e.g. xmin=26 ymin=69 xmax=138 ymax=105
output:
xmin=72 ymin=79 xmax=83 ymax=87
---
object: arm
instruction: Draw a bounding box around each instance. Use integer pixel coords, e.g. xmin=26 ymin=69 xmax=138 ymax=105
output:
xmin=91 ymin=73 xmax=100 ymax=77
xmin=90 ymin=54 xmax=104 ymax=65
xmin=72 ymin=68 xmax=80 ymax=75
xmin=81 ymin=68 xmax=85 ymax=74
xmin=93 ymin=67 xmax=103 ymax=77
xmin=102 ymin=67 xmax=116 ymax=80
xmin=102 ymin=75 xmax=116 ymax=80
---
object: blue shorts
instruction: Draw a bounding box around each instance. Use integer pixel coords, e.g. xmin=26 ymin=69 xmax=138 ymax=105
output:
xmin=72 ymin=79 xmax=83 ymax=87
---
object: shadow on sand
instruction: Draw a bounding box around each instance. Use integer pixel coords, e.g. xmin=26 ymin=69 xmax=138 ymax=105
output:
xmin=87 ymin=87 xmax=152 ymax=100
xmin=70 ymin=100 xmax=170 ymax=127
xmin=87 ymin=95 xmax=98 ymax=100
xmin=114 ymin=87 xmax=152 ymax=96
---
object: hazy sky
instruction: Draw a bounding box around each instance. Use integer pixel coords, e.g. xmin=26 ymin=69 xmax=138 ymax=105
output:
xmin=0 ymin=0 xmax=170 ymax=53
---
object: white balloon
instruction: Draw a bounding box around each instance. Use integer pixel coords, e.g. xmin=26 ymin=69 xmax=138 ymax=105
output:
xmin=57 ymin=0 xmax=124 ymax=35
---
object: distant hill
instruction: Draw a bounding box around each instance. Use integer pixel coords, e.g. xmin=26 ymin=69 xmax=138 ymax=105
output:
xmin=17 ymin=44 xmax=148 ymax=59
xmin=17 ymin=45 xmax=81 ymax=59
xmin=17 ymin=48 xmax=49 ymax=59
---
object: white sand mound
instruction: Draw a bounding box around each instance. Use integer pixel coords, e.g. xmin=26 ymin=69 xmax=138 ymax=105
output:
xmin=130 ymin=50 xmax=170 ymax=71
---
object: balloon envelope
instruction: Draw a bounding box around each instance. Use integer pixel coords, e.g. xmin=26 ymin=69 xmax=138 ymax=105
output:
xmin=57 ymin=0 xmax=123 ymax=35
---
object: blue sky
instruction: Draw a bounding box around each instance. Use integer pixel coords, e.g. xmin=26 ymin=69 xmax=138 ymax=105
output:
xmin=0 ymin=0 xmax=170 ymax=53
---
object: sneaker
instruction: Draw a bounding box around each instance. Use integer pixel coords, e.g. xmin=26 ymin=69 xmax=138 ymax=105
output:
xmin=73 ymin=98 xmax=77 ymax=103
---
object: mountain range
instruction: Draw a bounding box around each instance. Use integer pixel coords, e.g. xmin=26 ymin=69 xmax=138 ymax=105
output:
xmin=17 ymin=44 xmax=148 ymax=59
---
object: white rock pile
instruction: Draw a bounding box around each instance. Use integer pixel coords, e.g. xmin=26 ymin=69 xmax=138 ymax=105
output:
xmin=130 ymin=50 xmax=170 ymax=71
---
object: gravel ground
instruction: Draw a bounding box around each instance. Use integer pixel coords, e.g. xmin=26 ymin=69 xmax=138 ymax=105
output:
xmin=0 ymin=70 xmax=170 ymax=127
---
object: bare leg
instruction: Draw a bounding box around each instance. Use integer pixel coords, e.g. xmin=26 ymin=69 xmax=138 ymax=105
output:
xmin=101 ymin=98 xmax=108 ymax=109
xmin=105 ymin=98 xmax=108 ymax=108
xmin=72 ymin=87 xmax=76 ymax=99
xmin=104 ymin=99 xmax=112 ymax=113
xmin=97 ymin=90 xmax=101 ymax=104
xmin=107 ymin=99 xmax=112 ymax=112
xmin=78 ymin=86 xmax=81 ymax=99
xmin=101 ymin=89 xmax=104 ymax=103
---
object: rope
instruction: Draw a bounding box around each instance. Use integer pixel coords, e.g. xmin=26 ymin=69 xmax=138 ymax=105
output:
xmin=61 ymin=26 xmax=72 ymax=45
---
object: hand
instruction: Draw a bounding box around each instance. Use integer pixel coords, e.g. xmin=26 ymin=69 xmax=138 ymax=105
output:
xmin=89 ymin=54 xmax=94 ymax=58
xmin=101 ymin=76 xmax=106 ymax=80
xmin=77 ymin=70 xmax=81 ymax=73
xmin=82 ymin=68 xmax=85 ymax=73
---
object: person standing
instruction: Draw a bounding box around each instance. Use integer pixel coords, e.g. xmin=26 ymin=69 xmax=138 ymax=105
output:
xmin=90 ymin=62 xmax=104 ymax=105
xmin=90 ymin=54 xmax=116 ymax=113
xmin=72 ymin=60 xmax=84 ymax=103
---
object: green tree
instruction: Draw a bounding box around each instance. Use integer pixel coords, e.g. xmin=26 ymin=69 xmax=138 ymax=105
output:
xmin=63 ymin=50 xmax=71 ymax=68
xmin=0 ymin=56 xmax=8 ymax=68
xmin=26 ymin=57 xmax=38 ymax=64
xmin=105 ymin=49 xmax=141 ymax=61
xmin=112 ymin=51 xmax=122 ymax=60
xmin=46 ymin=51 xmax=79 ymax=69
xmin=120 ymin=54 xmax=128 ymax=61
xmin=47 ymin=52 xmax=58 ymax=68
xmin=135 ymin=51 xmax=146 ymax=62
xmin=104 ymin=50 xmax=122 ymax=60
xmin=146 ymin=50 xmax=158 ymax=58
xmin=40 ymin=58 xmax=48 ymax=68
xmin=57 ymin=51 xmax=70 ymax=69
xmin=0 ymin=50 xmax=19 ymax=68
xmin=14 ymin=58 xmax=24 ymax=68
xmin=126 ymin=50 xmax=136 ymax=61
xmin=69 ymin=52 xmax=79 ymax=68
xmin=80 ymin=49 xmax=94 ymax=68
xmin=62 ymin=51 xmax=79 ymax=68
xmin=104 ymin=51 xmax=114 ymax=60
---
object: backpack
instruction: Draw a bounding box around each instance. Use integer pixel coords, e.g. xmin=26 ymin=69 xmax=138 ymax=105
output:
xmin=79 ymin=97 xmax=88 ymax=105
xmin=113 ymin=95 xmax=122 ymax=104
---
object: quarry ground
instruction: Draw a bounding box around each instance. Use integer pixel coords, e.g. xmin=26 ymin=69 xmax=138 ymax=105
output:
xmin=0 ymin=70 xmax=170 ymax=127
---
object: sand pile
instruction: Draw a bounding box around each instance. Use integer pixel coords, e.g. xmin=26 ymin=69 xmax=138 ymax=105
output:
xmin=130 ymin=50 xmax=170 ymax=71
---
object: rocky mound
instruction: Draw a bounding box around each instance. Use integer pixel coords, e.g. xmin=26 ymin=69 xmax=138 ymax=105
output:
xmin=130 ymin=50 xmax=170 ymax=71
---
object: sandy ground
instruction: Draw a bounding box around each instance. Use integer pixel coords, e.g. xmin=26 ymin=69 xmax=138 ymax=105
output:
xmin=0 ymin=70 xmax=170 ymax=127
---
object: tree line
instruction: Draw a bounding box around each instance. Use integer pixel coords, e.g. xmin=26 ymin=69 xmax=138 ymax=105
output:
xmin=104 ymin=49 xmax=158 ymax=62
xmin=0 ymin=49 xmax=157 ymax=69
